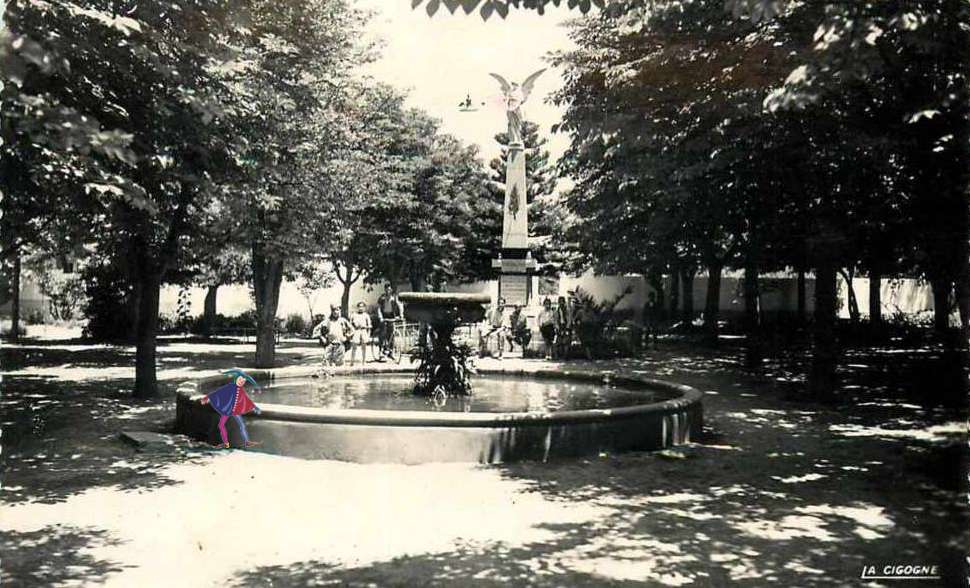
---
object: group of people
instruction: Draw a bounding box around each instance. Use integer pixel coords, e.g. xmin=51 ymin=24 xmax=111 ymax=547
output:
xmin=310 ymin=284 xmax=403 ymax=366
xmin=482 ymin=295 xmax=575 ymax=360
xmin=311 ymin=286 xmax=661 ymax=366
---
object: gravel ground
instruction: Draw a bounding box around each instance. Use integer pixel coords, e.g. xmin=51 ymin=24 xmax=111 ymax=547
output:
xmin=1 ymin=336 xmax=966 ymax=587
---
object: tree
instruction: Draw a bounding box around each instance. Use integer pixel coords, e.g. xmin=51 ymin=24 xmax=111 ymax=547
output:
xmin=765 ymin=0 xmax=970 ymax=392
xmin=550 ymin=0 xmax=798 ymax=348
xmin=1 ymin=11 xmax=134 ymax=340
xmin=5 ymin=1 xmax=241 ymax=396
xmin=358 ymin=109 xmax=492 ymax=292
xmin=218 ymin=0 xmax=371 ymax=367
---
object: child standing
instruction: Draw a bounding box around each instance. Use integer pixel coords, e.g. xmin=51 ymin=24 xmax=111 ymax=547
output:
xmin=349 ymin=302 xmax=372 ymax=365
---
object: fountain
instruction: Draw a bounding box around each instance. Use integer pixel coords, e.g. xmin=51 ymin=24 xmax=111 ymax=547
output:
xmin=174 ymin=285 xmax=704 ymax=463
xmin=175 ymin=69 xmax=703 ymax=463
xmin=396 ymin=291 xmax=490 ymax=398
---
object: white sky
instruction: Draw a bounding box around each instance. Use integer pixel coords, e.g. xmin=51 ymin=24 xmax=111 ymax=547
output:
xmin=358 ymin=0 xmax=577 ymax=164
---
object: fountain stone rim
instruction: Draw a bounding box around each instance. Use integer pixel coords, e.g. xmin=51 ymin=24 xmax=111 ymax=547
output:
xmin=176 ymin=365 xmax=703 ymax=428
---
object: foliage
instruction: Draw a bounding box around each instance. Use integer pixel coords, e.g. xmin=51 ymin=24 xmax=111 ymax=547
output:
xmin=27 ymin=256 xmax=86 ymax=322
xmin=569 ymin=285 xmax=633 ymax=353
xmin=354 ymin=104 xmax=494 ymax=290
xmin=283 ymin=313 xmax=308 ymax=335
xmin=409 ymin=0 xmax=779 ymax=23
xmin=410 ymin=335 xmax=476 ymax=397
xmin=81 ymin=258 xmax=134 ymax=342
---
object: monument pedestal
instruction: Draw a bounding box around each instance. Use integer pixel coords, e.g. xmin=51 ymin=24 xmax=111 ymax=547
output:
xmin=492 ymin=140 xmax=536 ymax=307
xmin=492 ymin=253 xmax=537 ymax=307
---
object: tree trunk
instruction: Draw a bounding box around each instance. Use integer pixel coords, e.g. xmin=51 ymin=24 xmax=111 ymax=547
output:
xmin=868 ymin=269 xmax=882 ymax=325
xmin=703 ymin=261 xmax=722 ymax=336
xmin=668 ymin=271 xmax=680 ymax=320
xmin=743 ymin=260 xmax=762 ymax=369
xmin=810 ymin=260 xmax=838 ymax=400
xmin=252 ymin=248 xmax=284 ymax=368
xmin=9 ymin=250 xmax=21 ymax=340
xmin=335 ymin=260 xmax=357 ymax=317
xmin=930 ymin=277 xmax=953 ymax=336
xmin=681 ymin=268 xmax=695 ymax=324
xmin=127 ymin=278 xmax=142 ymax=343
xmin=840 ymin=268 xmax=860 ymax=322
xmin=133 ymin=272 xmax=162 ymax=399
xmin=957 ymin=267 xmax=970 ymax=346
xmin=410 ymin=273 xmax=427 ymax=293
xmin=202 ymin=285 xmax=218 ymax=338
xmin=796 ymin=267 xmax=807 ymax=324
xmin=647 ymin=270 xmax=665 ymax=319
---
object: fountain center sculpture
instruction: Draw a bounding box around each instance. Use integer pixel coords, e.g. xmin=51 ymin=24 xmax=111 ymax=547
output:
xmin=398 ymin=292 xmax=490 ymax=397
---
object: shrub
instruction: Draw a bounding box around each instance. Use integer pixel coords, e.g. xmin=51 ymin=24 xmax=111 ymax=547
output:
xmin=284 ymin=313 xmax=307 ymax=335
xmin=81 ymin=261 xmax=134 ymax=342
xmin=25 ymin=309 xmax=45 ymax=325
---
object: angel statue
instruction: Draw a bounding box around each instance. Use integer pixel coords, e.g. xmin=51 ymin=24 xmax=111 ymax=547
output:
xmin=489 ymin=69 xmax=545 ymax=145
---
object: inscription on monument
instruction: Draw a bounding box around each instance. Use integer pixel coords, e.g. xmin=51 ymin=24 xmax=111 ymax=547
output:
xmin=501 ymin=258 xmax=528 ymax=273
xmin=501 ymin=274 xmax=528 ymax=305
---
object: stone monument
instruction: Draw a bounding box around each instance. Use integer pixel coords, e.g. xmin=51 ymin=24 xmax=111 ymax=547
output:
xmin=489 ymin=69 xmax=545 ymax=306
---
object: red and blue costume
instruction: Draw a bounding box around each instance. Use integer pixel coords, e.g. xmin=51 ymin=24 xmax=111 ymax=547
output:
xmin=202 ymin=369 xmax=261 ymax=448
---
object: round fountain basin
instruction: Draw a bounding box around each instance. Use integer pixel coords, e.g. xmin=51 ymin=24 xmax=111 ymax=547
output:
xmin=175 ymin=367 xmax=703 ymax=464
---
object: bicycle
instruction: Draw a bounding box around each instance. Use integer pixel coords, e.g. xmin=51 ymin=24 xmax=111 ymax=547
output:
xmin=379 ymin=318 xmax=408 ymax=363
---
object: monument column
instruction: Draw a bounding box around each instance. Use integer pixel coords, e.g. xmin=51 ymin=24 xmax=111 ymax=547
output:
xmin=492 ymin=139 xmax=536 ymax=306
xmin=489 ymin=69 xmax=545 ymax=307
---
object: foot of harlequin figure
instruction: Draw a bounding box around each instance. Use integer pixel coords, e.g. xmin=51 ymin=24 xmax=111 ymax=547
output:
xmin=245 ymin=441 xmax=262 ymax=448
xmin=212 ymin=442 xmax=230 ymax=449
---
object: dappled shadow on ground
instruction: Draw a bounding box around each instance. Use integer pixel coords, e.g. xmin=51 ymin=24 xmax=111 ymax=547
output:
xmin=2 ymin=338 xmax=967 ymax=586
xmin=0 ymin=337 xmax=324 ymax=380
xmin=230 ymin=544 xmax=647 ymax=587
xmin=225 ymin=380 xmax=967 ymax=585
xmin=0 ymin=525 xmax=130 ymax=586
xmin=0 ymin=338 xmax=326 ymax=506
xmin=1 ymin=374 xmax=210 ymax=505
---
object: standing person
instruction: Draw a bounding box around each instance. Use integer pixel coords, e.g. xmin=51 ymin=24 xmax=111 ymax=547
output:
xmin=643 ymin=291 xmax=662 ymax=349
xmin=349 ymin=301 xmax=372 ymax=365
xmin=555 ymin=295 xmax=572 ymax=359
xmin=322 ymin=306 xmax=353 ymax=366
xmin=538 ymin=298 xmax=557 ymax=359
xmin=310 ymin=314 xmax=327 ymax=346
xmin=574 ymin=303 xmax=595 ymax=361
xmin=200 ymin=369 xmax=262 ymax=449
xmin=376 ymin=284 xmax=402 ymax=360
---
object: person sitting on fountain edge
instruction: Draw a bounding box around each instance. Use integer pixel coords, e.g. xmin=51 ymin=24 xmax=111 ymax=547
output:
xmin=482 ymin=297 xmax=507 ymax=359
xmin=200 ymin=369 xmax=262 ymax=449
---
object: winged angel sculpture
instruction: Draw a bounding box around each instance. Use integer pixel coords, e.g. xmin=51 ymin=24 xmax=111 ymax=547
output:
xmin=489 ymin=69 xmax=545 ymax=145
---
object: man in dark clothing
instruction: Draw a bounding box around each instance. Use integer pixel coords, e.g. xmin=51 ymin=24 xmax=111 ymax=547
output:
xmin=643 ymin=291 xmax=663 ymax=349
xmin=376 ymin=284 xmax=402 ymax=359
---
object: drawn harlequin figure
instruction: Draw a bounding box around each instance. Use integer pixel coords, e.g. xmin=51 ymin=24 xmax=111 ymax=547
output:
xmin=200 ymin=369 xmax=262 ymax=448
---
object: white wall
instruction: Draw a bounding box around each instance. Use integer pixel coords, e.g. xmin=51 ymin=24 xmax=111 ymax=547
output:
xmin=6 ymin=270 xmax=947 ymax=323
xmin=837 ymin=276 xmax=937 ymax=319
xmin=159 ymin=279 xmax=385 ymax=320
